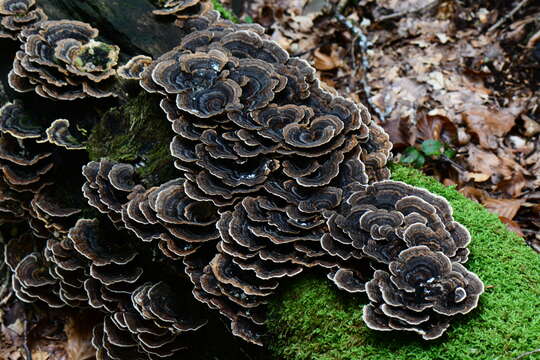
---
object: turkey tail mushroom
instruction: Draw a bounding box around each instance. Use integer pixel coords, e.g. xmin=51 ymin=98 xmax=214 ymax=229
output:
xmin=0 ymin=0 xmax=47 ymax=40
xmin=363 ymin=246 xmax=483 ymax=340
xmin=8 ymin=20 xmax=120 ymax=100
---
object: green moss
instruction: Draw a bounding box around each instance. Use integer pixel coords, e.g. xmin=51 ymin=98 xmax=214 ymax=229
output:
xmin=87 ymin=92 xmax=177 ymax=187
xmin=267 ymin=163 xmax=540 ymax=360
xmin=210 ymin=0 xmax=240 ymax=23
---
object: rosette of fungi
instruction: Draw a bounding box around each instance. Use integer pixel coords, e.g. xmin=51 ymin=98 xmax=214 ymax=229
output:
xmin=0 ymin=101 xmax=52 ymax=194
xmin=8 ymin=20 xmax=120 ymax=100
xmin=0 ymin=101 xmax=54 ymax=228
xmin=82 ymin=159 xmax=221 ymax=258
xmin=0 ymin=0 xmax=47 ymax=40
xmin=127 ymin=10 xmax=394 ymax=344
xmin=183 ymin=194 xmax=344 ymax=345
xmin=121 ymin=177 xmax=220 ymax=258
xmin=82 ymin=159 xmax=140 ymax=226
xmin=137 ymin=11 xmax=382 ymax=211
xmin=323 ymin=180 xmax=471 ymax=293
xmin=5 ymin=232 xmax=64 ymax=308
xmin=0 ymin=101 xmax=87 ymax=237
xmin=363 ymin=246 xmax=484 ymax=340
xmin=6 ymin=216 xmax=142 ymax=310
xmin=91 ymin=281 xmax=208 ymax=360
xmin=183 ymin=247 xmax=270 ymax=345
xmin=118 ymin=55 xmax=153 ymax=81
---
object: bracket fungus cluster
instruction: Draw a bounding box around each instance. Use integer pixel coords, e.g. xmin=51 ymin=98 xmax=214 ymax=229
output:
xmin=0 ymin=0 xmax=484 ymax=358
xmin=9 ymin=19 xmax=120 ymax=100
xmin=0 ymin=0 xmax=46 ymax=40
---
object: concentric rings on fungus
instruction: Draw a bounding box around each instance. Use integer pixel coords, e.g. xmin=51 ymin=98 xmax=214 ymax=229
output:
xmin=363 ymin=246 xmax=484 ymax=340
xmin=0 ymin=0 xmax=47 ymax=40
xmin=8 ymin=20 xmax=120 ymax=100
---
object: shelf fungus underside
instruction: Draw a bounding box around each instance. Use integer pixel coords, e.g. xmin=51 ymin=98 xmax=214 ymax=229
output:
xmin=1 ymin=0 xmax=483 ymax=358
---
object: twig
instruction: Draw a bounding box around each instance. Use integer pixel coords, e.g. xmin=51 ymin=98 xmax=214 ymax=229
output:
xmin=488 ymin=0 xmax=531 ymax=33
xmin=377 ymin=0 xmax=443 ymax=22
xmin=336 ymin=14 xmax=394 ymax=122
xmin=23 ymin=317 xmax=32 ymax=360
xmin=514 ymin=349 xmax=540 ymax=360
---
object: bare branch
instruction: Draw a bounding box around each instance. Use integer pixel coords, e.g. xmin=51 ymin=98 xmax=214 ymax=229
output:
xmin=488 ymin=0 xmax=531 ymax=33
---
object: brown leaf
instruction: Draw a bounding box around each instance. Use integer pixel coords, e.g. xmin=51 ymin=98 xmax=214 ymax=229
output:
xmin=416 ymin=114 xmax=457 ymax=144
xmin=483 ymin=198 xmax=525 ymax=220
xmin=495 ymin=171 xmax=527 ymax=198
xmin=466 ymin=146 xmax=513 ymax=180
xmin=313 ymin=48 xmax=341 ymax=71
xmin=382 ymin=116 xmax=415 ymax=149
xmin=498 ymin=217 xmax=524 ymax=237
xmin=462 ymin=105 xmax=518 ymax=149
xmin=522 ymin=114 xmax=540 ymax=137
xmin=64 ymin=317 xmax=95 ymax=360
xmin=32 ymin=351 xmax=50 ymax=360
xmin=465 ymin=172 xmax=491 ymax=183
xmin=459 ymin=186 xmax=489 ymax=202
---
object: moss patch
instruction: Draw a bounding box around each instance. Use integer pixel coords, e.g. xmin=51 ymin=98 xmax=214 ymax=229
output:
xmin=267 ymin=163 xmax=540 ymax=360
xmin=87 ymin=92 xmax=177 ymax=187
xmin=211 ymin=0 xmax=240 ymax=23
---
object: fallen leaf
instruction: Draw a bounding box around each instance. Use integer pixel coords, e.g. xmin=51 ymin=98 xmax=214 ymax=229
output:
xmin=522 ymin=114 xmax=540 ymax=137
xmin=462 ymin=105 xmax=518 ymax=149
xmin=32 ymin=351 xmax=50 ymax=360
xmin=382 ymin=116 xmax=415 ymax=149
xmin=459 ymin=186 xmax=489 ymax=202
xmin=499 ymin=217 xmax=524 ymax=237
xmin=496 ymin=171 xmax=527 ymax=198
xmin=416 ymin=114 xmax=458 ymax=143
xmin=64 ymin=316 xmax=96 ymax=360
xmin=483 ymin=198 xmax=525 ymax=220
xmin=466 ymin=146 xmax=514 ymax=180
xmin=466 ymin=172 xmax=491 ymax=182
xmin=313 ymin=48 xmax=341 ymax=71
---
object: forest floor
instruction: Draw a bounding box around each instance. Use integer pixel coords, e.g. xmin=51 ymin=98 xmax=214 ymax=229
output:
xmin=227 ymin=0 xmax=540 ymax=254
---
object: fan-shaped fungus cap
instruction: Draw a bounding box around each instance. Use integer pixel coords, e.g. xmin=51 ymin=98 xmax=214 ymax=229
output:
xmin=9 ymin=20 xmax=120 ymax=100
xmin=45 ymin=119 xmax=86 ymax=150
xmin=363 ymin=246 xmax=483 ymax=340
xmin=13 ymin=252 xmax=64 ymax=307
xmin=82 ymin=159 xmax=138 ymax=224
xmin=131 ymin=281 xmax=208 ymax=332
xmin=0 ymin=0 xmax=47 ymax=40
xmin=0 ymin=101 xmax=47 ymax=141
xmin=69 ymin=218 xmax=137 ymax=266
xmin=117 ymin=55 xmax=153 ymax=81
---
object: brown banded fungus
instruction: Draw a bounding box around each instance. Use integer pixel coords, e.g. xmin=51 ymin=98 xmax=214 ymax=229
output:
xmin=323 ymin=180 xmax=472 ymax=295
xmin=363 ymin=246 xmax=484 ymax=340
xmin=0 ymin=100 xmax=90 ymax=239
xmin=118 ymin=55 xmax=153 ymax=81
xmin=0 ymin=0 xmax=47 ymax=40
xmin=45 ymin=119 xmax=86 ymax=150
xmin=91 ymin=281 xmax=209 ymax=360
xmin=138 ymin=12 xmax=375 ymax=214
xmin=183 ymin=248 xmax=268 ymax=345
xmin=8 ymin=20 xmax=120 ymax=100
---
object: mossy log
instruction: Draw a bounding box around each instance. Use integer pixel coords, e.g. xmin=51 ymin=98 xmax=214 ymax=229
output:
xmin=266 ymin=164 xmax=540 ymax=360
xmin=39 ymin=0 xmax=183 ymax=57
